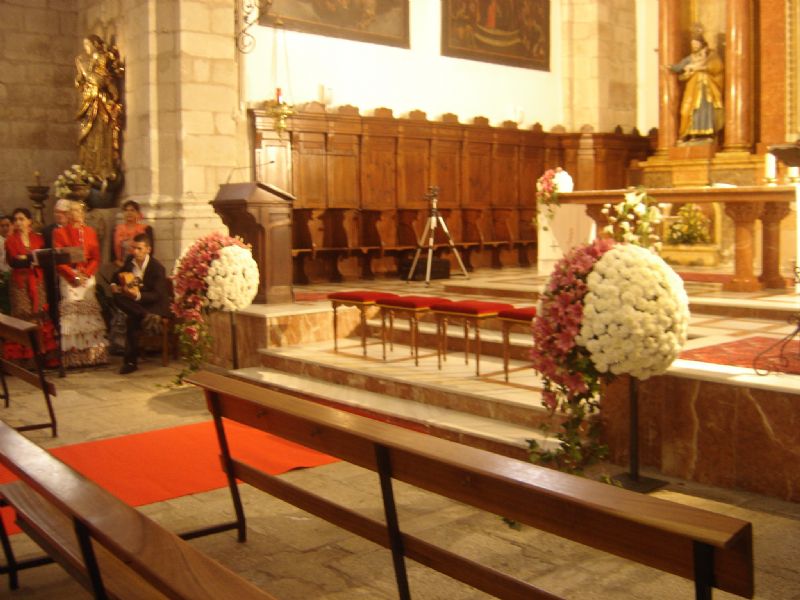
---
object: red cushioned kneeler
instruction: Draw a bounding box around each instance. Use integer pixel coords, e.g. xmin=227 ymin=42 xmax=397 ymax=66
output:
xmin=429 ymin=300 xmax=513 ymax=376
xmin=329 ymin=291 xmax=398 ymax=356
xmin=375 ymin=296 xmax=450 ymax=365
xmin=497 ymin=306 xmax=537 ymax=381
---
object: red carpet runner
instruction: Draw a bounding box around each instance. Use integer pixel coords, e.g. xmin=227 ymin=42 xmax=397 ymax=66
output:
xmin=0 ymin=420 xmax=337 ymax=533
xmin=680 ymin=336 xmax=800 ymax=375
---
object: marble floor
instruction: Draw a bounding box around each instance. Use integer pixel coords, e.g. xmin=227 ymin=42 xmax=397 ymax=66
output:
xmin=1 ymin=265 xmax=799 ymax=598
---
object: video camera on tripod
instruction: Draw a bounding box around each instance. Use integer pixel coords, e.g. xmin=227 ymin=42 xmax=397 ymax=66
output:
xmin=405 ymin=185 xmax=468 ymax=284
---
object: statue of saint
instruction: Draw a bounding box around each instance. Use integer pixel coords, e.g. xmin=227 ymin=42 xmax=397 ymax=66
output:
xmin=75 ymin=35 xmax=124 ymax=188
xmin=666 ymin=27 xmax=724 ymax=144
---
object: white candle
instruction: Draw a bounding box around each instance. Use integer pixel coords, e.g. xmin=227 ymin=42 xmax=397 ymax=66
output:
xmin=765 ymin=153 xmax=777 ymax=181
xmin=788 ymin=166 xmax=799 ymax=182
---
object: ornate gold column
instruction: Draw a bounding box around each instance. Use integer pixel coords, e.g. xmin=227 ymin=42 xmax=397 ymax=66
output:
xmin=759 ymin=202 xmax=792 ymax=289
xmin=722 ymin=0 xmax=754 ymax=151
xmin=657 ymin=0 xmax=682 ymax=152
xmin=724 ymin=202 xmax=763 ymax=291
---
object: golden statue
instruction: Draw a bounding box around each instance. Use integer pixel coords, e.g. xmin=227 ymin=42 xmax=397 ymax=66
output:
xmin=666 ymin=25 xmax=724 ymax=144
xmin=75 ymin=35 xmax=124 ymax=193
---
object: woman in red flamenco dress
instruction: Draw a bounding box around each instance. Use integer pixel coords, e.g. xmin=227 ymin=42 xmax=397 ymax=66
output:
xmin=3 ymin=208 xmax=59 ymax=364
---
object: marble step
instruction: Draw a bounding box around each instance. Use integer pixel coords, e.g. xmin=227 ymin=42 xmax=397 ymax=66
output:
xmin=230 ymin=365 xmax=556 ymax=461
xmin=257 ymin=339 xmax=553 ymax=431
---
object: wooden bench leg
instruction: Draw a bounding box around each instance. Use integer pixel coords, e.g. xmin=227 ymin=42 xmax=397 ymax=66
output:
xmin=332 ymin=304 xmax=339 ymax=352
xmin=474 ymin=321 xmax=481 ymax=377
xmin=503 ymin=322 xmax=510 ymax=382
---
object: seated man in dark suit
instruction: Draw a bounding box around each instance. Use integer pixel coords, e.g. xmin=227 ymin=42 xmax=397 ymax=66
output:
xmin=110 ymin=233 xmax=170 ymax=374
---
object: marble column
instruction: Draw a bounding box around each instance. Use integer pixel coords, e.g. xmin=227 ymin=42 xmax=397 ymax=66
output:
xmin=657 ymin=0 xmax=681 ymax=152
xmin=722 ymin=0 xmax=754 ymax=152
xmin=759 ymin=202 xmax=791 ymax=289
xmin=724 ymin=202 xmax=763 ymax=291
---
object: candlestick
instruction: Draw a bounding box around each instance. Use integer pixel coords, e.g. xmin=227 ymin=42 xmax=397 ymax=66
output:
xmin=765 ymin=152 xmax=777 ymax=184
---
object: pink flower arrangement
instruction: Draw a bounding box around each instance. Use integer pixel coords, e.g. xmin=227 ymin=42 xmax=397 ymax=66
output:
xmin=531 ymin=238 xmax=616 ymax=411
xmin=536 ymin=168 xmax=558 ymax=205
xmin=171 ymin=232 xmax=249 ymax=373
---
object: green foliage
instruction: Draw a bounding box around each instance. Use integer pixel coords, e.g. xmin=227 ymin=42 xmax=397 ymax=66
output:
xmin=528 ymin=394 xmax=608 ymax=476
xmin=174 ymin=319 xmax=212 ymax=384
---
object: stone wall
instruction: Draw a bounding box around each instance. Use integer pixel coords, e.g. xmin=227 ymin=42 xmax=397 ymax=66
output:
xmin=560 ymin=0 xmax=637 ymax=132
xmin=76 ymin=0 xmax=247 ymax=269
xmin=0 ymin=0 xmax=78 ymax=218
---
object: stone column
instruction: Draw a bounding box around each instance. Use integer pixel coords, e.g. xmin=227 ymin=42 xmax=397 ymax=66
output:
xmin=722 ymin=0 xmax=754 ymax=152
xmin=724 ymin=202 xmax=763 ymax=291
xmin=759 ymin=202 xmax=791 ymax=289
xmin=657 ymin=0 xmax=681 ymax=152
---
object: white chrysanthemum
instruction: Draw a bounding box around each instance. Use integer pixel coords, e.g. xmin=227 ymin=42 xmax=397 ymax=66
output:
xmin=575 ymin=244 xmax=689 ymax=379
xmin=204 ymin=245 xmax=259 ymax=311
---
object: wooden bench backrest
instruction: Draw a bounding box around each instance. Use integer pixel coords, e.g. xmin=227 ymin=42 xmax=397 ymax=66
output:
xmin=188 ymin=370 xmax=754 ymax=599
xmin=0 ymin=419 xmax=275 ymax=600
xmin=0 ymin=314 xmax=56 ymax=396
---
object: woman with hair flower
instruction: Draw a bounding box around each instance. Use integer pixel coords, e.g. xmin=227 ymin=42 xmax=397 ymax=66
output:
xmin=53 ymin=201 xmax=108 ymax=367
xmin=3 ymin=208 xmax=59 ymax=364
xmin=110 ymin=200 xmax=154 ymax=266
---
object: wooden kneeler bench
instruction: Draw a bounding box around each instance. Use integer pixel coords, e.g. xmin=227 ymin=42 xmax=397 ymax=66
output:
xmin=0 ymin=420 xmax=276 ymax=599
xmin=0 ymin=315 xmax=58 ymax=437
xmin=188 ymin=370 xmax=754 ymax=600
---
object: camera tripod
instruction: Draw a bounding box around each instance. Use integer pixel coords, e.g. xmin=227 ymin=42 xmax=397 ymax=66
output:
xmin=406 ymin=186 xmax=469 ymax=285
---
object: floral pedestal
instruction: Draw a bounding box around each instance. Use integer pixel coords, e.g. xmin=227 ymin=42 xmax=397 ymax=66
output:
xmin=660 ymin=243 xmax=720 ymax=267
xmin=536 ymin=204 xmax=596 ymax=275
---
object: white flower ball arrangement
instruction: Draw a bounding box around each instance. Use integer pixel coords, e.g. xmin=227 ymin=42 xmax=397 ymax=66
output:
xmin=576 ymin=244 xmax=689 ymax=379
xmin=204 ymin=245 xmax=259 ymax=312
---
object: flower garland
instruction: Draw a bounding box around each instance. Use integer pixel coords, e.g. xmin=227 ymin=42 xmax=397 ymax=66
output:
xmin=171 ymin=232 xmax=259 ymax=374
xmin=601 ymin=188 xmax=662 ymax=251
xmin=530 ymin=239 xmax=689 ymax=473
xmin=53 ymin=164 xmax=97 ymax=199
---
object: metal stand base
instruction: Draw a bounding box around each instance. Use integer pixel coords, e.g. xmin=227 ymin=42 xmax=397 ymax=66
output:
xmin=406 ymin=186 xmax=468 ymax=286
xmin=611 ymin=472 xmax=668 ymax=494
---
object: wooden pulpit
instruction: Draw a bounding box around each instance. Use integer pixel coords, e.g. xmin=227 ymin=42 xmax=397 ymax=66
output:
xmin=212 ymin=182 xmax=294 ymax=304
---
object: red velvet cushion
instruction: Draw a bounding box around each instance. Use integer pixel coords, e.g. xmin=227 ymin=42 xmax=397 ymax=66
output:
xmin=328 ymin=290 xmax=398 ymax=303
xmin=497 ymin=306 xmax=538 ymax=321
xmin=377 ymin=295 xmax=449 ymax=310
xmin=431 ymin=300 xmax=513 ymax=316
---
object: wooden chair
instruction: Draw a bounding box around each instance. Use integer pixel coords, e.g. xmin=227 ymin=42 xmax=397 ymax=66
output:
xmin=497 ymin=306 xmax=538 ymax=381
xmin=375 ymin=295 xmax=450 ymax=365
xmin=430 ymin=300 xmax=513 ymax=376
xmin=328 ymin=290 xmax=398 ymax=356
xmin=138 ymin=313 xmax=177 ymax=366
xmin=0 ymin=315 xmax=57 ymax=437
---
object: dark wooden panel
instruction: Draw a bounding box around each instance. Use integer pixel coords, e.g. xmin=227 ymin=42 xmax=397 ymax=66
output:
xmin=397 ymin=137 xmax=430 ymax=207
xmin=432 ymin=139 xmax=462 ymax=208
xmin=463 ymin=142 xmax=493 ymax=207
xmin=327 ymin=134 xmax=360 ymax=208
xmin=361 ymin=136 xmax=397 ymax=209
xmin=492 ymin=142 xmax=519 ymax=206
xmin=291 ymin=131 xmax=326 ymax=208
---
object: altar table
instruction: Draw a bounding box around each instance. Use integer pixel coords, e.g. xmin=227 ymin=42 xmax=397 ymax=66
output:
xmin=559 ymin=185 xmax=795 ymax=291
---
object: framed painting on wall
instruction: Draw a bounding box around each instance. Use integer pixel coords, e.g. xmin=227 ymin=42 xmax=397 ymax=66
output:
xmin=261 ymin=1 xmax=410 ymax=49
xmin=441 ymin=0 xmax=550 ymax=70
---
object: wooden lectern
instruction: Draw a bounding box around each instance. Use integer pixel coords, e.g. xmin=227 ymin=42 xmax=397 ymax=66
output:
xmin=212 ymin=182 xmax=294 ymax=304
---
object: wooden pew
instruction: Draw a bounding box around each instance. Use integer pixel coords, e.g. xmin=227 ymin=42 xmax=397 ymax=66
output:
xmin=188 ymin=370 xmax=754 ymax=600
xmin=0 ymin=420 xmax=277 ymax=599
xmin=0 ymin=314 xmax=57 ymax=437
